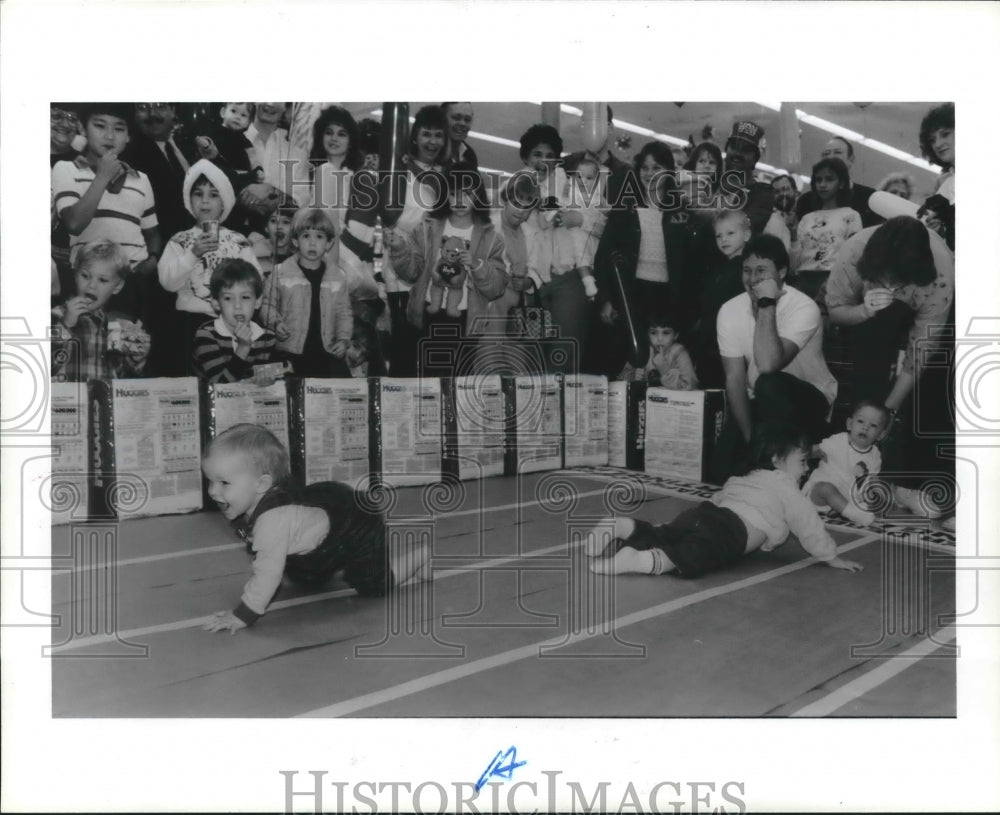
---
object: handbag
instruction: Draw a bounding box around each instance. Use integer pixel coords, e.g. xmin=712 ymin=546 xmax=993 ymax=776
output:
xmin=508 ymin=281 xmax=556 ymax=339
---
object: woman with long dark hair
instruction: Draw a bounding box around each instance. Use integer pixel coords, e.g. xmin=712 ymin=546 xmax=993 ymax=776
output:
xmin=591 ymin=140 xmax=687 ymax=376
xmin=307 ymin=105 xmax=362 ymax=239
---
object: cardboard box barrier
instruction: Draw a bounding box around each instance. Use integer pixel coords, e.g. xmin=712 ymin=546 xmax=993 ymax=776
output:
xmin=288 ymin=378 xmax=370 ymax=487
xmin=442 ymin=375 xmax=505 ymax=481
xmin=563 ymin=374 xmax=609 ymax=468
xmin=90 ymin=378 xmax=203 ymax=520
xmin=369 ymin=377 xmax=442 ymax=488
xmin=608 ymin=380 xmax=647 ymax=470
xmin=644 ymin=388 xmax=726 ymax=484
xmin=204 ymin=380 xmax=290 ymax=451
xmin=50 ymin=381 xmax=89 ymax=525
xmin=503 ymin=374 xmax=563 ymax=475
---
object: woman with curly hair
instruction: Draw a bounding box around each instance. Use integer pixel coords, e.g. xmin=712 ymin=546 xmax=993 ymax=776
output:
xmin=919 ymin=102 xmax=954 ymax=198
xmin=306 ymin=105 xmax=363 ymax=239
xmin=680 ymin=140 xmax=724 ymax=213
xmin=917 ymin=102 xmax=955 ymax=249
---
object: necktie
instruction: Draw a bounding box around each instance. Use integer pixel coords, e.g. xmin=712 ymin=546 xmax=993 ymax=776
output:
xmin=164 ymin=140 xmax=185 ymax=177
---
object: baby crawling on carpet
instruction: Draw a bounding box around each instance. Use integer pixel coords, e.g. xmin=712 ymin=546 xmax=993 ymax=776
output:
xmin=201 ymin=423 xmax=430 ymax=634
xmin=585 ymin=429 xmax=864 ymax=577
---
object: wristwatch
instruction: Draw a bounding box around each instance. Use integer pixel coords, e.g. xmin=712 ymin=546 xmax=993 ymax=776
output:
xmin=757 ymin=296 xmax=777 ymax=308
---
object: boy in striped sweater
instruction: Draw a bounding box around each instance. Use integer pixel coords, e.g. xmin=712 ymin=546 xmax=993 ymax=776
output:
xmin=192 ymin=259 xmax=276 ymax=384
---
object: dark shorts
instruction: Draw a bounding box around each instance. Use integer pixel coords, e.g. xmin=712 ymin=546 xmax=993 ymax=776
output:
xmin=282 ymin=481 xmax=393 ymax=597
xmin=623 ymin=502 xmax=747 ymax=578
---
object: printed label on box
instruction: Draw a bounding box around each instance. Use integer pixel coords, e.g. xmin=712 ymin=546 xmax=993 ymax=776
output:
xmin=372 ymin=377 xmax=442 ymax=487
xmin=444 ymin=375 xmax=505 ymax=481
xmin=644 ymin=388 xmax=725 ymax=484
xmin=92 ymin=378 xmax=203 ymax=519
xmin=563 ymin=374 xmax=609 ymax=468
xmin=608 ymin=380 xmax=647 ymax=470
xmin=50 ymin=382 xmax=89 ymax=525
xmin=209 ymin=380 xmax=290 ymax=451
xmin=504 ymin=374 xmax=562 ymax=475
xmin=298 ymin=378 xmax=370 ymax=486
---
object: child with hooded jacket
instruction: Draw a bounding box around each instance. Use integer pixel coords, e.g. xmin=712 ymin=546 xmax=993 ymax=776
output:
xmin=158 ymin=159 xmax=263 ymax=372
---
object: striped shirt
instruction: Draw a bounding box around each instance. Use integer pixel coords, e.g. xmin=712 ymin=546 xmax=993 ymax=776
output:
xmin=192 ymin=317 xmax=276 ymax=383
xmin=52 ymin=158 xmax=158 ymax=266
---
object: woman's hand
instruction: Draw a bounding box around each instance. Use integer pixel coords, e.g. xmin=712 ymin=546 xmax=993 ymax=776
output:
xmin=863 ymin=287 xmax=895 ymax=318
xmin=600 ymin=301 xmax=617 ymax=325
xmin=330 ymin=339 xmax=350 ymax=358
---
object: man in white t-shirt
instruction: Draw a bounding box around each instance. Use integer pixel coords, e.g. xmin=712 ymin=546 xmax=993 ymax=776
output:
xmin=713 ymin=233 xmax=837 ymax=480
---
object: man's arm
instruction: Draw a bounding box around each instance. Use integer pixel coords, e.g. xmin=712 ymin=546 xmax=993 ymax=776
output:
xmin=721 ymin=355 xmax=753 ymax=441
xmin=752 ymin=299 xmax=801 ymax=374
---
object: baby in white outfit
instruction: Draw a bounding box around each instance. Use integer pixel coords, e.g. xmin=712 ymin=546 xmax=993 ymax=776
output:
xmin=803 ymin=401 xmax=890 ymax=526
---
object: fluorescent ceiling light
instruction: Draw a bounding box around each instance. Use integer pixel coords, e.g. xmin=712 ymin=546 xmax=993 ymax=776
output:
xmin=755 ymin=103 xmax=939 ymax=173
xmin=368 ymin=103 xmax=935 ymax=179
xmin=369 ymin=108 xmax=521 ymax=149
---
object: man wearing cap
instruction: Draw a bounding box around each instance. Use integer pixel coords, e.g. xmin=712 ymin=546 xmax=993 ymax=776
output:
xmin=795 ymin=136 xmax=884 ymax=228
xmin=721 ymin=120 xmax=776 ymax=235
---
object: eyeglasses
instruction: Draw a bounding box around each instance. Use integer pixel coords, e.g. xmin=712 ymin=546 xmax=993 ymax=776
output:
xmin=50 ymin=109 xmax=80 ymax=126
xmin=135 ymin=103 xmax=172 ymax=113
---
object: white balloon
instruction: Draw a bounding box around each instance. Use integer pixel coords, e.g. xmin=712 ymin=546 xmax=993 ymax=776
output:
xmin=582 ymin=102 xmax=607 ymax=154
xmin=868 ymin=190 xmax=920 ymax=220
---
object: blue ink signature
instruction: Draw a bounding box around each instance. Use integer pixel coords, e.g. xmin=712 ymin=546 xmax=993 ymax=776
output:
xmin=474 ymin=746 xmax=526 ymax=791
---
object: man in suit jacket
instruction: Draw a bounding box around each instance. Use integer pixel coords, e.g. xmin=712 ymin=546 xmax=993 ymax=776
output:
xmin=121 ymin=103 xmax=197 ymax=240
xmin=121 ymin=103 xmax=198 ymax=376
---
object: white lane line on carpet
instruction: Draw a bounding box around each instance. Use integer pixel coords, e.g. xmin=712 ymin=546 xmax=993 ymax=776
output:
xmin=295 ymin=535 xmax=879 ymax=717
xmin=48 ymin=524 xmax=621 ymax=654
xmin=59 ymin=484 xmax=645 ymax=575
xmin=789 ymin=626 xmax=958 ymax=717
